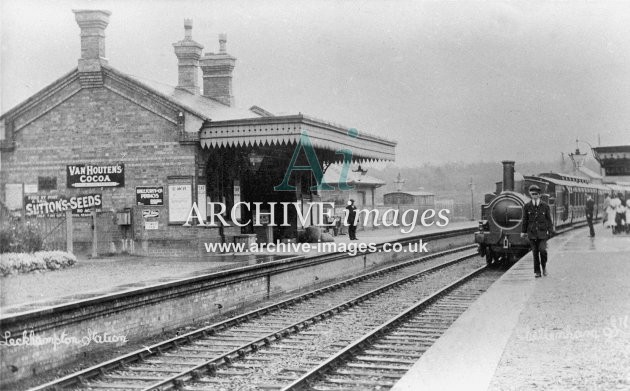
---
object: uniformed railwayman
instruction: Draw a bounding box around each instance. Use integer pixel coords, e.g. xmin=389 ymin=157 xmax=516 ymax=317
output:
xmin=520 ymin=184 xmax=554 ymax=278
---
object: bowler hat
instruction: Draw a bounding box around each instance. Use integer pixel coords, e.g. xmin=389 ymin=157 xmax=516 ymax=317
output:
xmin=349 ymin=199 xmax=355 ymax=202
xmin=528 ymin=185 xmax=541 ymax=192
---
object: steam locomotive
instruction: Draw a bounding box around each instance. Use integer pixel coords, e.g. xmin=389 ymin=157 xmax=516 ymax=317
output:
xmin=475 ymin=160 xmax=630 ymax=265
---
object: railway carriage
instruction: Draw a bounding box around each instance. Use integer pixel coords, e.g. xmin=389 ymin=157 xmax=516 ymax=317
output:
xmin=475 ymin=161 xmax=629 ymax=266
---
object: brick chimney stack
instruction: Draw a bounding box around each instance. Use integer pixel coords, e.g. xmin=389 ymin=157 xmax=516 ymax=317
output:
xmin=73 ymin=10 xmax=111 ymax=73
xmin=200 ymin=34 xmax=236 ymax=106
xmin=173 ymin=19 xmax=204 ymax=94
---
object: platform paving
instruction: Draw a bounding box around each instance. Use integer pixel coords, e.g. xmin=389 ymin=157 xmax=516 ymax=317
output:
xmin=392 ymin=224 xmax=630 ymax=391
xmin=0 ymin=221 xmax=475 ymax=314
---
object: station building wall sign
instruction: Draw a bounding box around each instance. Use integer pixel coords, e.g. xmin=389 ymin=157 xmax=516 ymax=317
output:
xmin=136 ymin=186 xmax=164 ymax=206
xmin=168 ymin=179 xmax=192 ymax=224
xmin=24 ymin=194 xmax=103 ymax=217
xmin=67 ymin=163 xmax=125 ymax=188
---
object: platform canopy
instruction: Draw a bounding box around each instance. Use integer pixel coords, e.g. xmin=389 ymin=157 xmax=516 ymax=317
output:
xmin=200 ymin=114 xmax=396 ymax=162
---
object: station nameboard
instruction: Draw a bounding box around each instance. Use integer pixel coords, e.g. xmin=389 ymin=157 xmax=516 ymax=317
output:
xmin=24 ymin=194 xmax=102 ymax=217
xmin=136 ymin=186 xmax=164 ymax=206
xmin=67 ymin=164 xmax=124 ymax=188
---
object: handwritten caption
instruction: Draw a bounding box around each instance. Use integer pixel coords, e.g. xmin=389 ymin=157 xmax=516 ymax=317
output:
xmin=1 ymin=329 xmax=128 ymax=349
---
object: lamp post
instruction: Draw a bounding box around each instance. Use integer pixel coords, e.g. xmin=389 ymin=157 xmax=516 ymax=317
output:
xmin=394 ymin=173 xmax=405 ymax=192
xmin=393 ymin=173 xmax=406 ymax=226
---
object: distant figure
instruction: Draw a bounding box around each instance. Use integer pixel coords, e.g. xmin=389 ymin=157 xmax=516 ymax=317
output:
xmin=603 ymin=193 xmax=615 ymax=228
xmin=345 ymin=199 xmax=358 ymax=240
xmin=585 ymin=195 xmax=595 ymax=237
xmin=603 ymin=194 xmax=611 ymax=226
xmin=609 ymin=193 xmax=621 ymax=234
xmin=615 ymin=194 xmax=627 ymax=234
xmin=520 ymin=185 xmax=553 ymax=278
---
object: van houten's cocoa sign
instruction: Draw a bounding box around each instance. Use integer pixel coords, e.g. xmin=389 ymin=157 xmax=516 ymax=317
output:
xmin=66 ymin=164 xmax=125 ymax=188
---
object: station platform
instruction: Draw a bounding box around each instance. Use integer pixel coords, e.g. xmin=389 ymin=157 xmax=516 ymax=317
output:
xmin=0 ymin=221 xmax=475 ymax=314
xmin=392 ymin=224 xmax=630 ymax=391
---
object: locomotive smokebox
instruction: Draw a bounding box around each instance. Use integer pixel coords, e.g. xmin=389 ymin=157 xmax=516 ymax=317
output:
xmin=502 ymin=160 xmax=515 ymax=191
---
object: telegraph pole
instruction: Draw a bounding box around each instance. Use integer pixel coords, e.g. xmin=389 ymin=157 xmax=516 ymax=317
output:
xmin=469 ymin=177 xmax=474 ymax=221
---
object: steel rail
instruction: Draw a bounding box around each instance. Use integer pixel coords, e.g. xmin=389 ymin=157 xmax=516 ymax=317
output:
xmin=30 ymin=244 xmax=475 ymax=391
xmin=281 ymin=264 xmax=488 ymax=391
xmin=139 ymin=251 xmax=478 ymax=391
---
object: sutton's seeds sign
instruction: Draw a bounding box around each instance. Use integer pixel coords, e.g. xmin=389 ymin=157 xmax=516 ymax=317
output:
xmin=24 ymin=194 xmax=102 ymax=217
xmin=67 ymin=164 xmax=124 ymax=188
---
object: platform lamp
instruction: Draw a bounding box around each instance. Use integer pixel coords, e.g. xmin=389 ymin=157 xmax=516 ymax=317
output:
xmin=352 ymin=165 xmax=368 ymax=176
xmin=248 ymin=151 xmax=264 ymax=172
xmin=568 ymin=138 xmax=599 ymax=174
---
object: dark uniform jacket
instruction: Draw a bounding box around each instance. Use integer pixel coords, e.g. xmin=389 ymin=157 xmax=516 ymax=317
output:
xmin=522 ymin=201 xmax=553 ymax=240
xmin=345 ymin=204 xmax=357 ymax=225
xmin=585 ymin=199 xmax=595 ymax=218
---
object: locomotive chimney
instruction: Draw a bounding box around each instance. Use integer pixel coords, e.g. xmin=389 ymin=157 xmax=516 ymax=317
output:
xmin=502 ymin=160 xmax=515 ymax=191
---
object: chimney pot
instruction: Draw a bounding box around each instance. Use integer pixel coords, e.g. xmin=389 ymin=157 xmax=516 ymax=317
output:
xmin=184 ymin=19 xmax=193 ymax=39
xmin=219 ymin=33 xmax=227 ymax=53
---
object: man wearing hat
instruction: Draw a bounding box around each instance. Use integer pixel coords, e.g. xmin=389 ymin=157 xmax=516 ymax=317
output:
xmin=345 ymin=199 xmax=358 ymax=240
xmin=520 ymin=184 xmax=554 ymax=278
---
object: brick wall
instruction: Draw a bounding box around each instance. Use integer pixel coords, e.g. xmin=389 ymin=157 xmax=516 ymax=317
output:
xmin=0 ymin=72 xmax=224 ymax=257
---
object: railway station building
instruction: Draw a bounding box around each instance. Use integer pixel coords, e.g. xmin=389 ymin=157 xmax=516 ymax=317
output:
xmin=0 ymin=10 xmax=396 ymax=256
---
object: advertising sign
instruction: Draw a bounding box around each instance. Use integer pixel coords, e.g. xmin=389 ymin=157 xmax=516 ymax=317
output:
xmin=168 ymin=184 xmax=192 ymax=223
xmin=5 ymin=184 xmax=23 ymax=210
xmin=144 ymin=221 xmax=159 ymax=230
xmin=67 ymin=164 xmax=124 ymax=188
xmin=136 ymin=186 xmax=164 ymax=206
xmin=24 ymin=194 xmax=102 ymax=217
xmin=142 ymin=209 xmax=160 ymax=219
xmin=24 ymin=184 xmax=38 ymax=194
xmin=197 ymin=185 xmax=206 ymax=218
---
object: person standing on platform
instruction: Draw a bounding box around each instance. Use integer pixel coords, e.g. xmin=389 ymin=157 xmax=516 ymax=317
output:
xmin=520 ymin=185 xmax=553 ymax=278
xmin=345 ymin=199 xmax=358 ymax=240
xmin=609 ymin=193 xmax=621 ymax=234
xmin=603 ymin=193 xmax=611 ymax=227
xmin=615 ymin=194 xmax=627 ymax=234
xmin=585 ymin=195 xmax=595 ymax=237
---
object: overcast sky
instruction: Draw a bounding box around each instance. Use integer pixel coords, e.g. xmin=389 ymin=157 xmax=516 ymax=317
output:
xmin=2 ymin=0 xmax=630 ymax=166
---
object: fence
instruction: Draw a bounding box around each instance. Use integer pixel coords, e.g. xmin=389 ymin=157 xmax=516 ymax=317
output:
xmin=1 ymin=210 xmax=70 ymax=253
xmin=24 ymin=215 xmax=68 ymax=251
xmin=0 ymin=200 xmax=11 ymax=229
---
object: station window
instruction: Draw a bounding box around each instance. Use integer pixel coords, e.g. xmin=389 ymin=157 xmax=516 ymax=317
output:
xmin=38 ymin=176 xmax=57 ymax=191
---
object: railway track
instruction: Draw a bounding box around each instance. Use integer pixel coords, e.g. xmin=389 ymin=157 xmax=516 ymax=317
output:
xmin=283 ymin=267 xmax=500 ymax=390
xmin=32 ymin=245 xmax=480 ymax=391
xmin=175 ymin=261 xmax=497 ymax=391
